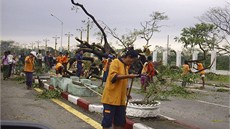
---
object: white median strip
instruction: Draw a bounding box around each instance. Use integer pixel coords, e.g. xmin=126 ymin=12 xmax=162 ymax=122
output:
xmin=197 ymin=100 xmax=230 ymax=109
xmin=133 ymin=123 xmax=154 ymax=129
xmin=159 ymin=114 xmax=175 ymax=121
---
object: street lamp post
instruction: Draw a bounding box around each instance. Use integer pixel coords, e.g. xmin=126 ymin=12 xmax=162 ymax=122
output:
xmin=65 ymin=32 xmax=73 ymax=52
xmin=51 ymin=14 xmax=63 ymax=52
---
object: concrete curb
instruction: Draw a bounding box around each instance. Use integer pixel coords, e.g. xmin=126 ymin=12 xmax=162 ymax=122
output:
xmin=43 ymin=83 xmax=152 ymax=129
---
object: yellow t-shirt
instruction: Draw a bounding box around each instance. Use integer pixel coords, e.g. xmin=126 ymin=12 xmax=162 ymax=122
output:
xmin=24 ymin=56 xmax=35 ymax=72
xmin=182 ymin=64 xmax=190 ymax=76
xmin=55 ymin=62 xmax=63 ymax=71
xmin=197 ymin=63 xmax=205 ymax=75
xmin=101 ymin=58 xmax=129 ymax=106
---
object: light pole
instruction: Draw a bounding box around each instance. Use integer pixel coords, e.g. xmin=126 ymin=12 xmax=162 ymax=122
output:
xmin=53 ymin=35 xmax=60 ymax=55
xmin=51 ymin=14 xmax=63 ymax=52
xmin=65 ymin=32 xmax=73 ymax=52
xmin=43 ymin=38 xmax=49 ymax=51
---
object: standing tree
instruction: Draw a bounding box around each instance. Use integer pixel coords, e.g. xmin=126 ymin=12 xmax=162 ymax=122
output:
xmin=175 ymin=23 xmax=219 ymax=62
xmin=1 ymin=40 xmax=15 ymax=53
xmin=199 ymin=3 xmax=230 ymax=54
xmin=138 ymin=12 xmax=168 ymax=55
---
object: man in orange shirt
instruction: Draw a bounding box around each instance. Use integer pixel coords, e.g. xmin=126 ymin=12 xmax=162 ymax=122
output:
xmin=194 ymin=62 xmax=205 ymax=89
xmin=24 ymin=51 xmax=37 ymax=90
xmin=181 ymin=60 xmax=191 ymax=87
xmin=62 ymin=52 xmax=69 ymax=75
xmin=101 ymin=55 xmax=113 ymax=86
xmin=56 ymin=52 xmax=63 ymax=64
xmin=101 ymin=50 xmax=139 ymax=129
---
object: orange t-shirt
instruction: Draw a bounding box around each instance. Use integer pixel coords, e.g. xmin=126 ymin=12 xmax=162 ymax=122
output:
xmin=182 ymin=64 xmax=190 ymax=76
xmin=62 ymin=55 xmax=69 ymax=64
xmin=24 ymin=56 xmax=35 ymax=72
xmin=102 ymin=59 xmax=107 ymax=71
xmin=197 ymin=63 xmax=205 ymax=75
xmin=56 ymin=56 xmax=63 ymax=64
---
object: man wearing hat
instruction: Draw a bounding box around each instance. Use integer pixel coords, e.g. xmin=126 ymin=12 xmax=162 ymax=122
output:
xmin=24 ymin=51 xmax=37 ymax=90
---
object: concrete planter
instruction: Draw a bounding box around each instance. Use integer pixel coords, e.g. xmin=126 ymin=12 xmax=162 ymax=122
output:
xmin=58 ymin=78 xmax=72 ymax=92
xmin=126 ymin=99 xmax=160 ymax=118
xmin=70 ymin=76 xmax=79 ymax=82
xmin=79 ymin=79 xmax=92 ymax=85
xmin=68 ymin=82 xmax=98 ymax=97
xmin=50 ymin=77 xmax=58 ymax=87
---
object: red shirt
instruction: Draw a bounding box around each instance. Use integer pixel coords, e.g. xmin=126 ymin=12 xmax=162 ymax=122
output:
xmin=147 ymin=62 xmax=155 ymax=77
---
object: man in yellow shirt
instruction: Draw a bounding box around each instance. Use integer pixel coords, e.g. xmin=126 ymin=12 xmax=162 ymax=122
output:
xmin=101 ymin=50 xmax=139 ymax=129
xmin=55 ymin=62 xmax=64 ymax=75
xmin=24 ymin=51 xmax=37 ymax=90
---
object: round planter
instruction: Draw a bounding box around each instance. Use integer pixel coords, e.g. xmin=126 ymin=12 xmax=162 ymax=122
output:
xmin=126 ymin=99 xmax=160 ymax=118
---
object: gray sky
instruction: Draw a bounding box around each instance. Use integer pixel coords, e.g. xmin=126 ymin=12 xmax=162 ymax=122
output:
xmin=1 ymin=0 xmax=228 ymax=51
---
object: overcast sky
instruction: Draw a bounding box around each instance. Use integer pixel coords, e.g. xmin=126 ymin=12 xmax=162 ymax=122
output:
xmin=1 ymin=0 xmax=229 ymax=51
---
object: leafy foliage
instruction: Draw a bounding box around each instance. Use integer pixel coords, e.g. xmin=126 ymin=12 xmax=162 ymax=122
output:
xmin=36 ymin=89 xmax=61 ymax=99
xmin=206 ymin=72 xmax=229 ymax=83
xmin=175 ymin=23 xmax=219 ymax=61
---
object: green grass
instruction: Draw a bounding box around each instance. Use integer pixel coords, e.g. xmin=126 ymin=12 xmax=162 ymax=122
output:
xmin=206 ymin=73 xmax=229 ymax=83
xmin=216 ymin=88 xmax=229 ymax=92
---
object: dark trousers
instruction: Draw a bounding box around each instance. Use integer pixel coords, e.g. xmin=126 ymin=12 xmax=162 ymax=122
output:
xmin=2 ymin=65 xmax=10 ymax=79
xmin=25 ymin=72 xmax=33 ymax=88
xmin=8 ymin=63 xmax=13 ymax=77
xmin=38 ymin=59 xmax=42 ymax=67
xmin=76 ymin=68 xmax=82 ymax=77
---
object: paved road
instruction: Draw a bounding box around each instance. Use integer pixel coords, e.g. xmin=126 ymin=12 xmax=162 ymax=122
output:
xmin=2 ymin=77 xmax=229 ymax=129
xmin=130 ymin=80 xmax=230 ymax=129
xmin=1 ymin=79 xmax=102 ymax=129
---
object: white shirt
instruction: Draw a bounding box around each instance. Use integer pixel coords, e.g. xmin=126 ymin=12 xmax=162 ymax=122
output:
xmin=7 ymin=54 xmax=13 ymax=64
xmin=37 ymin=53 xmax=42 ymax=60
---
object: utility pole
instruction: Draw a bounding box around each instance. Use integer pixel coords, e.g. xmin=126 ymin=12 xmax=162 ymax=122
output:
xmin=76 ymin=27 xmax=85 ymax=41
xmin=65 ymin=32 xmax=73 ymax=52
xmin=53 ymin=35 xmax=60 ymax=55
xmin=35 ymin=40 xmax=41 ymax=51
xmin=31 ymin=42 xmax=35 ymax=50
xmin=43 ymin=38 xmax=49 ymax=51
xmin=86 ymin=19 xmax=90 ymax=43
